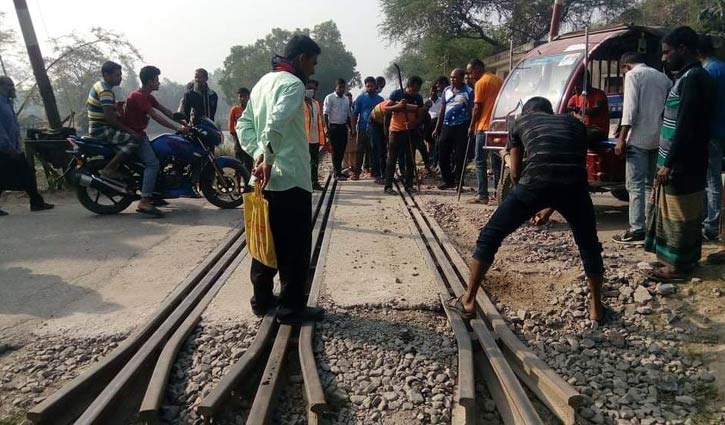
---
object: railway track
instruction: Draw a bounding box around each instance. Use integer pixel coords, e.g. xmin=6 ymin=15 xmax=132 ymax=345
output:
xmin=25 ymin=173 xmax=586 ymax=425
xmin=393 ymin=180 xmax=589 ymax=425
xmin=25 ymin=173 xmax=336 ymax=425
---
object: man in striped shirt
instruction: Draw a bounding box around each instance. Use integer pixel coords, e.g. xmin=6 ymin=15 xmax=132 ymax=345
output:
xmin=86 ymin=61 xmax=163 ymax=216
xmin=86 ymin=61 xmax=143 ymax=179
xmin=643 ymin=27 xmax=716 ymax=281
xmin=447 ymin=97 xmax=606 ymax=322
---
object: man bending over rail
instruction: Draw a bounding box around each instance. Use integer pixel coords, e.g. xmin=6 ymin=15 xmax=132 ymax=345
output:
xmin=446 ymin=97 xmax=606 ymax=322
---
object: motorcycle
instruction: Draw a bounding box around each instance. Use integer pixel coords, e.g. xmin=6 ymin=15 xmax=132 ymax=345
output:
xmin=67 ymin=117 xmax=250 ymax=215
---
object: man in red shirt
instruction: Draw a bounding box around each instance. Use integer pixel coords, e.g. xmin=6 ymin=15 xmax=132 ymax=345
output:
xmin=122 ymin=65 xmax=188 ymax=217
xmin=567 ymin=72 xmax=610 ymax=143
xmin=228 ymin=87 xmax=253 ymax=171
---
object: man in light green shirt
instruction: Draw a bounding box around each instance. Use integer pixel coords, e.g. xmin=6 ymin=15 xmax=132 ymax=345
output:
xmin=237 ymin=35 xmax=323 ymax=325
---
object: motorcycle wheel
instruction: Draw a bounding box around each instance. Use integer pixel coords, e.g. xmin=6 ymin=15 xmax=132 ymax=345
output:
xmin=200 ymin=162 xmax=247 ymax=209
xmin=76 ymin=159 xmax=136 ymax=215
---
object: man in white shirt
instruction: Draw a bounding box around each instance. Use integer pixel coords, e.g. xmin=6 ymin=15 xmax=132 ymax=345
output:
xmin=323 ymin=79 xmax=354 ymax=179
xmin=425 ymin=76 xmax=449 ymax=170
xmin=613 ymin=52 xmax=673 ymax=244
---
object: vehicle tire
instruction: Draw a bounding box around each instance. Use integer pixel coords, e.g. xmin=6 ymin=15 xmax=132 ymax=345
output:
xmin=200 ymin=162 xmax=248 ymax=209
xmin=497 ymin=166 xmax=514 ymax=203
xmin=75 ymin=159 xmax=135 ymax=215
xmin=611 ymin=189 xmax=629 ymax=202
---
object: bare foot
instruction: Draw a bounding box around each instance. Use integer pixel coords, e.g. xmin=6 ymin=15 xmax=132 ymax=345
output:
xmin=588 ymin=296 xmax=604 ymax=321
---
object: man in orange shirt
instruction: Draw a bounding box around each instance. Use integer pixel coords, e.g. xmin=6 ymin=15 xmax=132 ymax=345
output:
xmin=228 ymin=87 xmax=253 ymax=171
xmin=566 ymin=72 xmax=610 ymax=143
xmin=304 ymin=79 xmax=326 ymax=190
xmin=467 ymin=59 xmax=503 ymax=204
xmin=383 ymin=75 xmax=428 ymax=193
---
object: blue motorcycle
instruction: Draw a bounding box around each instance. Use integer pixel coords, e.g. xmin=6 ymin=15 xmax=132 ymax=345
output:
xmin=67 ymin=117 xmax=249 ymax=215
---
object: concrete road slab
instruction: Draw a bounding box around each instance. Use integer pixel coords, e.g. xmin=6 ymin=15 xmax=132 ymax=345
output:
xmin=0 ymin=192 xmax=241 ymax=342
xmin=320 ymin=181 xmax=439 ymax=308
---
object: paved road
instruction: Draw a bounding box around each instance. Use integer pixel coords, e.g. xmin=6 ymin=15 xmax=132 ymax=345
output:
xmin=0 ymin=191 xmax=241 ymax=344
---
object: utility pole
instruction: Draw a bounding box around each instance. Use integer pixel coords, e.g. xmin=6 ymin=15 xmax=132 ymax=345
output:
xmin=13 ymin=0 xmax=61 ymax=129
xmin=548 ymin=0 xmax=564 ymax=42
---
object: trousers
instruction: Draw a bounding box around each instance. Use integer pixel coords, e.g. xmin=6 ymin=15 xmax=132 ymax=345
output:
xmin=250 ymin=187 xmax=312 ymax=316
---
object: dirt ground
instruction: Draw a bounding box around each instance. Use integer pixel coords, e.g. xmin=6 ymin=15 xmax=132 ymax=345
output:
xmin=416 ymin=172 xmax=725 ymax=419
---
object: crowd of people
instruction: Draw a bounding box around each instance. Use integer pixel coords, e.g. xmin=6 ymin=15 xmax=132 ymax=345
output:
xmin=291 ymin=60 xmax=505 ymax=202
xmin=1 ymin=25 xmax=723 ymax=325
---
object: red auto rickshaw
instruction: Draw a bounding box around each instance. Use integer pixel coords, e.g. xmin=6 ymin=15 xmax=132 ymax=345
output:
xmin=485 ymin=25 xmax=669 ymax=202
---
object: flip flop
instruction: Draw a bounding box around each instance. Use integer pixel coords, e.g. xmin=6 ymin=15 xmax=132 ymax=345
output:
xmin=444 ymin=296 xmax=475 ymax=320
xmin=638 ymin=268 xmax=685 ymax=283
xmin=136 ymin=206 xmax=165 ymax=218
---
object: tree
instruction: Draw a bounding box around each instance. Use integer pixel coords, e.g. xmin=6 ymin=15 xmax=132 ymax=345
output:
xmin=379 ymin=0 xmax=632 ymax=48
xmin=617 ymin=0 xmax=706 ymax=29
xmin=34 ymin=28 xmax=142 ymax=132
xmin=0 ymin=11 xmax=15 ymax=74
xmin=386 ymin=34 xmax=496 ymax=88
xmin=700 ymin=0 xmax=725 ymax=32
xmin=218 ymin=21 xmax=359 ymax=103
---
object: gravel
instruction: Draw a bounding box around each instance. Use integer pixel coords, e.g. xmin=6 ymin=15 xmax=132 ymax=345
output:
xmin=0 ymin=333 xmax=127 ymax=419
xmin=286 ymin=299 xmax=469 ymax=425
xmin=498 ymin=249 xmax=721 ymax=424
xmin=423 ymin=197 xmax=722 ymax=424
xmin=158 ymin=319 xmax=259 ymax=425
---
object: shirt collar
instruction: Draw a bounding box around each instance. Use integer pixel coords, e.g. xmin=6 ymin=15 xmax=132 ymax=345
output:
xmin=672 ymin=60 xmax=701 ymax=79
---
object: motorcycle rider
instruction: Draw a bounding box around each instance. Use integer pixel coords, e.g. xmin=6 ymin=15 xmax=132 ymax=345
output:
xmin=87 ymin=61 xmax=161 ymax=216
xmin=122 ymin=65 xmax=190 ymax=217
xmin=180 ymin=68 xmax=219 ymax=124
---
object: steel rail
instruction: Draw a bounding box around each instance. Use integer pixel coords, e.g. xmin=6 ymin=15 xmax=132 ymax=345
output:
xmin=396 ymin=182 xmax=540 ymax=424
xmin=298 ymin=178 xmax=338 ymax=424
xmin=404 ymin=191 xmax=588 ymax=424
xmin=72 ymin=236 xmax=246 ymax=424
xmin=26 ymin=225 xmax=244 ymax=425
xmin=246 ymin=178 xmax=337 ymax=425
xmin=392 ymin=181 xmax=477 ymax=424
xmin=438 ymin=294 xmax=476 ymax=424
xmin=198 ymin=174 xmax=333 ymax=422
xmin=138 ymin=248 xmax=249 ymax=423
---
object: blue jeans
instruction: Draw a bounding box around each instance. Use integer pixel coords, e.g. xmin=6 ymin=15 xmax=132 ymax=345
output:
xmin=704 ymin=139 xmax=724 ymax=236
xmin=625 ymin=146 xmax=657 ymax=233
xmin=137 ymin=138 xmax=160 ymax=198
xmin=474 ymin=132 xmax=501 ymax=199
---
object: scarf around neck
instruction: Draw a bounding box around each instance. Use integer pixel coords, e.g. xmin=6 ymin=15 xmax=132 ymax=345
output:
xmin=272 ymin=55 xmax=306 ymax=84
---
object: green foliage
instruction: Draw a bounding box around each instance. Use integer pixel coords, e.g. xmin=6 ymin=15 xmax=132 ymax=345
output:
xmin=218 ymin=21 xmax=360 ymax=103
xmin=616 ymin=0 xmax=708 ymax=29
xmin=700 ymin=0 xmax=725 ymax=32
xmin=386 ymin=35 xmax=496 ymax=87
xmin=380 ymin=0 xmax=630 ymax=86
xmin=379 ymin=0 xmax=632 ymax=48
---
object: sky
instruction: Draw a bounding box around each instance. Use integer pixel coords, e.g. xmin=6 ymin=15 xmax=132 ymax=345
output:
xmin=3 ymin=0 xmax=401 ymax=86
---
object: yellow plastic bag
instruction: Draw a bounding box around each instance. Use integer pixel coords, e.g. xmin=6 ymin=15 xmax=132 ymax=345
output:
xmin=243 ymin=182 xmax=277 ymax=268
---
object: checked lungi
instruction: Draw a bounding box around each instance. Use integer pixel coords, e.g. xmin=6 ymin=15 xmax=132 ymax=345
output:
xmin=645 ymin=173 xmax=705 ymax=269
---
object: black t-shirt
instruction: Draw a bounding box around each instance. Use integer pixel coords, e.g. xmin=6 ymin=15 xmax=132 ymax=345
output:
xmin=507 ymin=113 xmax=588 ymax=188
xmin=389 ymin=88 xmax=424 ymax=106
